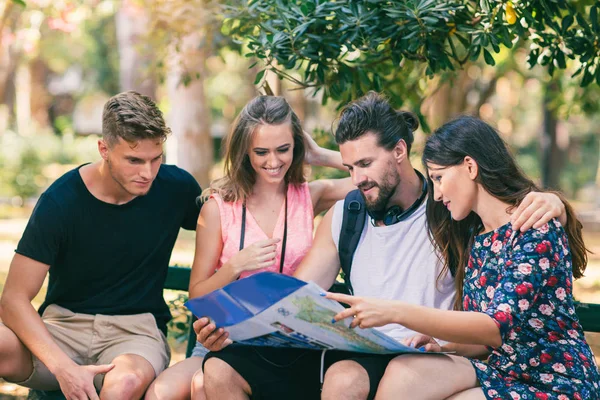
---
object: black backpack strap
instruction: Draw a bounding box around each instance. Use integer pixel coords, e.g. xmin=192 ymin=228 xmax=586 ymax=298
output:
xmin=338 ymin=189 xmax=366 ymax=296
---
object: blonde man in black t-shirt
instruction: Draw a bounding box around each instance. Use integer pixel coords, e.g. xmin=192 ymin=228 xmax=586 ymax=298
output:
xmin=0 ymin=91 xmax=201 ymax=400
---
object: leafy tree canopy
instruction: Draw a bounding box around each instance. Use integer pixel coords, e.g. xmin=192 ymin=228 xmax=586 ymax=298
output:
xmin=220 ymin=0 xmax=600 ymax=107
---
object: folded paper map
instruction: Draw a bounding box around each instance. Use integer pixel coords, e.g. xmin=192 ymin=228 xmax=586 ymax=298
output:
xmin=185 ymin=272 xmax=430 ymax=354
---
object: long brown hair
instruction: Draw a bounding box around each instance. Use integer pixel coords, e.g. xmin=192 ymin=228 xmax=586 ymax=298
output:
xmin=422 ymin=116 xmax=588 ymax=310
xmin=202 ymin=96 xmax=306 ymax=202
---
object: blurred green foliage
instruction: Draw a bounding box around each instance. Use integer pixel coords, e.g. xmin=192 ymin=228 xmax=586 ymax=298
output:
xmin=0 ymin=133 xmax=98 ymax=205
xmin=221 ymin=0 xmax=600 ymax=108
xmin=166 ymin=292 xmax=193 ymax=345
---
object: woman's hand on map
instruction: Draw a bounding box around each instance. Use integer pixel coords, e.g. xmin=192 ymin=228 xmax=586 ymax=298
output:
xmin=326 ymin=292 xmax=397 ymax=329
xmin=402 ymin=334 xmax=442 ymax=352
xmin=193 ymin=317 xmax=233 ymax=351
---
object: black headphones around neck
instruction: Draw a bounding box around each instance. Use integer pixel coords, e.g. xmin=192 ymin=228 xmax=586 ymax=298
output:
xmin=367 ymin=169 xmax=428 ymax=226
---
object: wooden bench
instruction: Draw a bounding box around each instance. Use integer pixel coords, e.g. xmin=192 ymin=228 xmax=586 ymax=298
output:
xmin=26 ymin=265 xmax=600 ymax=399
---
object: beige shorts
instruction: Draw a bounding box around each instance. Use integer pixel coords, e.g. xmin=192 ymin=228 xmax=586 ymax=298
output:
xmin=4 ymin=304 xmax=170 ymax=391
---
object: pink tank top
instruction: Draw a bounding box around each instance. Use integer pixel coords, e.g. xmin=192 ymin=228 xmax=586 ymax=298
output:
xmin=210 ymin=183 xmax=314 ymax=278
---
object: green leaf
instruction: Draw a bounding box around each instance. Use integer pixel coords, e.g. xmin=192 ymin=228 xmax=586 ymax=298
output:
xmin=254 ymin=69 xmax=266 ymax=85
xmin=576 ymin=14 xmax=592 ymax=35
xmin=11 ymin=0 xmax=26 ymax=6
xmin=561 ymin=15 xmax=574 ymax=33
xmin=591 ymin=6 xmax=598 ymax=33
xmin=483 ymin=49 xmax=495 ymax=66
xmin=581 ymin=69 xmax=594 ymax=86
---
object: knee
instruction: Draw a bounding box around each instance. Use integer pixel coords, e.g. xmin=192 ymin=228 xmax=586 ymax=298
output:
xmin=377 ymin=356 xmax=421 ymax=395
xmin=103 ymin=371 xmax=147 ymax=399
xmin=190 ymin=370 xmax=205 ymax=399
xmin=145 ymin=377 xmax=184 ymax=400
xmin=323 ymin=361 xmax=369 ymax=400
xmin=203 ymin=358 xmax=233 ymax=389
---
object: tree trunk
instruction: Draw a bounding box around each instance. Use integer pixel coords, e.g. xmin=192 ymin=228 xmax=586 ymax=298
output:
xmin=115 ymin=0 xmax=156 ymax=98
xmin=540 ymin=82 xmax=565 ymax=190
xmin=166 ymin=32 xmax=212 ymax=188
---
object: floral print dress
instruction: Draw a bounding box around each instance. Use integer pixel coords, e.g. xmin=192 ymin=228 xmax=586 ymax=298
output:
xmin=463 ymin=219 xmax=600 ymax=400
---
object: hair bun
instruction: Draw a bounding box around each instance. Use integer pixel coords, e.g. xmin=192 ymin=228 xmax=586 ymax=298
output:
xmin=398 ymin=111 xmax=419 ymax=132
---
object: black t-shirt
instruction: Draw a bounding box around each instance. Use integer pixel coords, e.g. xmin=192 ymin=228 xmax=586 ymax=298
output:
xmin=16 ymin=164 xmax=201 ymax=334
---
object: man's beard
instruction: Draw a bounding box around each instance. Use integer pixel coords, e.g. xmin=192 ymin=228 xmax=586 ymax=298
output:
xmin=358 ymin=166 xmax=400 ymax=220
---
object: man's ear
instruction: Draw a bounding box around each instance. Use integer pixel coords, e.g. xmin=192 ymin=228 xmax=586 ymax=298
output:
xmin=392 ymin=139 xmax=408 ymax=164
xmin=464 ymin=156 xmax=479 ymax=180
xmin=98 ymin=139 xmax=109 ymax=161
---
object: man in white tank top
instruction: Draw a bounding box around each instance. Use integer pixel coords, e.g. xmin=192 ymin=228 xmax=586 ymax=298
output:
xmin=198 ymin=93 xmax=565 ymax=400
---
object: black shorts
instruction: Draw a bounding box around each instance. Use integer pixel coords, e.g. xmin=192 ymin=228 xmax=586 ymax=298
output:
xmin=203 ymin=345 xmax=396 ymax=400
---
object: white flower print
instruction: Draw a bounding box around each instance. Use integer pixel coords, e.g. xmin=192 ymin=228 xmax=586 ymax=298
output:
xmin=555 ymin=287 xmax=566 ymax=300
xmin=539 ymin=257 xmax=550 ymax=270
xmin=491 ymin=240 xmax=503 ymax=253
xmin=538 ymin=223 xmax=549 ymax=234
xmin=517 ymin=263 xmax=532 ymax=275
xmin=518 ymin=299 xmax=529 ymax=311
xmin=568 ymin=329 xmax=579 ymax=339
xmin=497 ymin=303 xmax=511 ymax=313
xmin=538 ymin=304 xmax=553 ymax=316
xmin=529 ymin=358 xmax=540 ymax=367
xmin=539 ymin=373 xmax=554 ymax=383
xmin=509 ymin=392 xmax=521 ymax=400
xmin=502 ymin=344 xmax=515 ymax=354
xmin=528 ymin=318 xmax=544 ymax=329
xmin=486 ymin=286 xmax=495 ymax=299
xmin=552 ymin=363 xmax=566 ymax=373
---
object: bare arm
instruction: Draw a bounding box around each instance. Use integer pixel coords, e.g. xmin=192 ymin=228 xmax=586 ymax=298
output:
xmin=327 ymin=293 xmax=502 ymax=348
xmin=294 ymin=207 xmax=341 ymax=289
xmin=1 ymin=254 xmax=70 ymax=369
xmin=308 ymin=178 xmax=355 ymax=215
xmin=188 ymin=199 xmax=232 ymax=298
xmin=402 ymin=334 xmax=490 ymax=359
xmin=303 ymin=130 xmax=345 ymax=170
xmin=0 ymin=254 xmax=111 ymax=399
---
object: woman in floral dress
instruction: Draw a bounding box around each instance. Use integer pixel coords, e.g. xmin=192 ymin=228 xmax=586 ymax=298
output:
xmin=326 ymin=116 xmax=600 ymax=399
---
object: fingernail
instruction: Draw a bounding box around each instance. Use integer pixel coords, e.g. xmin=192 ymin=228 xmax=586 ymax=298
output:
xmin=320 ymin=293 xmax=326 ymax=296
xmin=331 ymin=319 xmax=336 ymax=324
xmin=409 ymin=342 xmax=415 ymax=348
xmin=418 ymin=346 xmax=425 ymax=352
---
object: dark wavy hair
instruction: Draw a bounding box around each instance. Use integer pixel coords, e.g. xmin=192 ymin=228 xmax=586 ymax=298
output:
xmin=422 ymin=116 xmax=588 ymax=310
xmin=335 ymin=91 xmax=418 ymax=150
xmin=203 ymin=96 xmax=306 ymax=202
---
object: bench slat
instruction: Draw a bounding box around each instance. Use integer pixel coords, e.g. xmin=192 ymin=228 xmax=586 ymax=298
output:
xmin=164 ymin=266 xmax=192 ymax=292
xmin=575 ymin=302 xmax=600 ymax=333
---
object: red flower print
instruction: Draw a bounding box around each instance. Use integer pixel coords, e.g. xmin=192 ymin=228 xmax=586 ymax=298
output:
xmin=574 ymin=393 xmax=582 ymax=400
xmin=563 ymin=352 xmax=573 ymax=360
xmin=535 ymin=242 xmax=549 ymax=253
xmin=540 ymin=353 xmax=552 ymax=364
xmin=516 ymin=284 xmax=529 ymax=295
xmin=557 ymin=320 xmax=566 ymax=329
xmin=535 ymin=394 xmax=548 ymax=400
xmin=546 ymin=276 xmax=558 ymax=287
xmin=494 ymin=311 xmax=508 ymax=323
xmin=479 ymin=275 xmax=487 ymax=286
xmin=548 ymin=332 xmax=560 ymax=342
xmin=522 ymin=373 xmax=530 ymax=381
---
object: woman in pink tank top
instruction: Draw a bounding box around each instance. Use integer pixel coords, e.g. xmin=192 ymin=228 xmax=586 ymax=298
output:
xmin=147 ymin=96 xmax=354 ymax=400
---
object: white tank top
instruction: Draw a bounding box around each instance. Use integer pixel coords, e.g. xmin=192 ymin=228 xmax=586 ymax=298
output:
xmin=331 ymin=198 xmax=456 ymax=341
